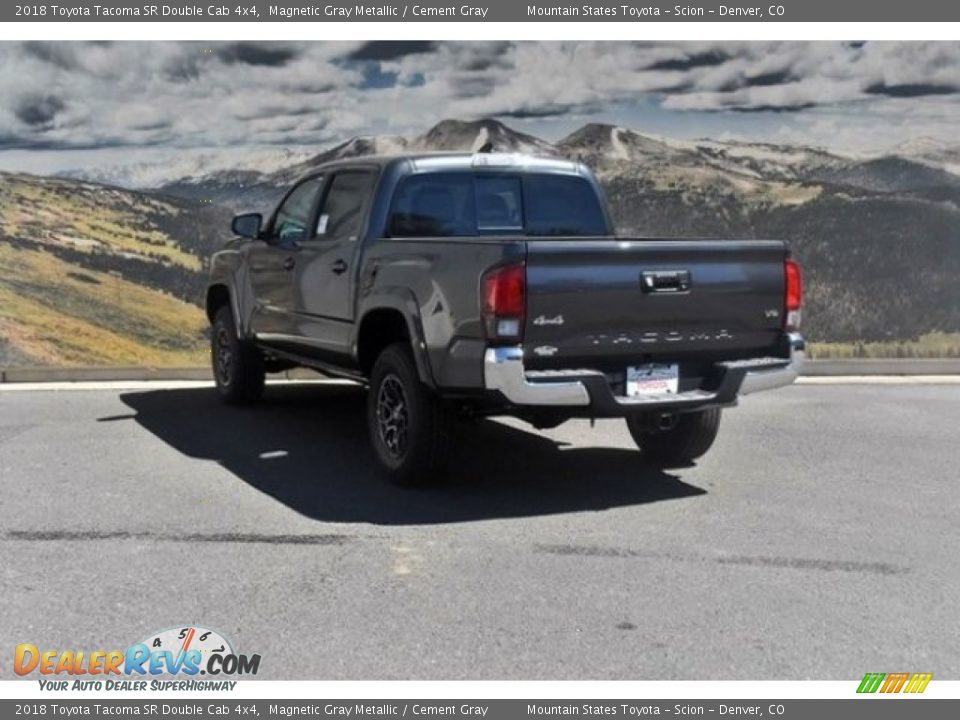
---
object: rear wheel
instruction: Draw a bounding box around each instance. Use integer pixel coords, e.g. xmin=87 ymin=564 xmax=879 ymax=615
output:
xmin=367 ymin=343 xmax=452 ymax=486
xmin=626 ymin=408 xmax=721 ymax=465
xmin=211 ymin=305 xmax=265 ymax=405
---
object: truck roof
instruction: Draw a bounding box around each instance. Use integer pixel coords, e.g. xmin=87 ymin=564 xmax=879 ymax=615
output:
xmin=306 ymin=152 xmax=585 ymax=176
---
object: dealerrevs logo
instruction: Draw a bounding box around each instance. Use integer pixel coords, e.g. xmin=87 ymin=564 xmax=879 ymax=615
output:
xmin=857 ymin=672 xmax=932 ymax=694
xmin=15 ymin=626 xmax=260 ymax=681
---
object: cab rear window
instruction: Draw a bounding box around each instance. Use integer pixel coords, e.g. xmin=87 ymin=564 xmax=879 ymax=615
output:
xmin=387 ymin=172 xmax=607 ymax=237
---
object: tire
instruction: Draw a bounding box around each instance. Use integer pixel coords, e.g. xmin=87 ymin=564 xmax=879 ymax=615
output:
xmin=367 ymin=343 xmax=452 ymax=486
xmin=626 ymin=408 xmax=722 ymax=465
xmin=211 ymin=305 xmax=265 ymax=405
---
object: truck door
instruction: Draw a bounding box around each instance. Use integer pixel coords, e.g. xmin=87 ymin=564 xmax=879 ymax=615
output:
xmin=290 ymin=169 xmax=378 ymax=354
xmin=248 ymin=175 xmax=325 ymax=341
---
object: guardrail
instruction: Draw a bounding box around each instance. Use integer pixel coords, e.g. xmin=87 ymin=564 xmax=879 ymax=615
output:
xmin=2 ymin=359 xmax=960 ymax=383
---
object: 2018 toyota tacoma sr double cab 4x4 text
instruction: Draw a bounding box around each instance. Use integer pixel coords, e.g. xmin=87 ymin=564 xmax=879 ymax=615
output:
xmin=206 ymin=152 xmax=804 ymax=485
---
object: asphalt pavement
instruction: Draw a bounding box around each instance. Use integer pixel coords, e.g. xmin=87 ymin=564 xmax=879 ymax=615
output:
xmin=1 ymin=381 xmax=958 ymax=679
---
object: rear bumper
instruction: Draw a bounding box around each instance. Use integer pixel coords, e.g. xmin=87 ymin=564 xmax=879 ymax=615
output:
xmin=483 ymin=333 xmax=804 ymax=415
xmin=738 ymin=333 xmax=805 ymax=395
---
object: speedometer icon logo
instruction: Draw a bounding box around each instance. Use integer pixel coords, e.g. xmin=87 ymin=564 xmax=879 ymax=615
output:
xmin=140 ymin=626 xmax=234 ymax=674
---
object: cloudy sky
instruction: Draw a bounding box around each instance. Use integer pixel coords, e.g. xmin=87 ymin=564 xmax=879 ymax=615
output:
xmin=1 ymin=41 xmax=959 ymax=176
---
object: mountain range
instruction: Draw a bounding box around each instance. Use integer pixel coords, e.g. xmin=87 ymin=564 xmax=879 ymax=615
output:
xmin=153 ymin=118 xmax=960 ymax=346
xmin=2 ymin=117 xmax=959 ymax=365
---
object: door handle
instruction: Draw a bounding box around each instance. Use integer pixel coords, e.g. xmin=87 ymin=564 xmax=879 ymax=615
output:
xmin=283 ymin=257 xmax=296 ymax=271
xmin=330 ymin=259 xmax=348 ymax=275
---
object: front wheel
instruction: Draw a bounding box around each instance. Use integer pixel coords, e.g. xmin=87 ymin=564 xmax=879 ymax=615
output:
xmin=626 ymin=408 xmax=721 ymax=466
xmin=211 ymin=305 xmax=265 ymax=405
xmin=367 ymin=343 xmax=452 ymax=486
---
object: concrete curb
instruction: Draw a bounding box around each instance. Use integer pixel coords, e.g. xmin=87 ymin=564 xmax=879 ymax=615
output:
xmin=0 ymin=366 xmax=324 ymax=383
xmin=801 ymin=359 xmax=960 ymax=376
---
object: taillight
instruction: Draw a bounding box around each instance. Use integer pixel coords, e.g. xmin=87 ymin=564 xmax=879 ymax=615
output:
xmin=784 ymin=258 xmax=802 ymax=330
xmin=481 ymin=262 xmax=525 ymax=343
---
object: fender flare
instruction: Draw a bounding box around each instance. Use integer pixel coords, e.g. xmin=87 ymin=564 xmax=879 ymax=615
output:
xmin=206 ymin=255 xmax=252 ymax=339
xmin=354 ymin=289 xmax=436 ymax=388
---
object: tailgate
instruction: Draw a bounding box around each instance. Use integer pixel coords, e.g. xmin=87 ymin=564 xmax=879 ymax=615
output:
xmin=523 ymin=238 xmax=787 ymax=365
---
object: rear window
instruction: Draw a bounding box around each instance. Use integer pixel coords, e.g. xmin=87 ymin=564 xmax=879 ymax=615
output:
xmin=387 ymin=172 xmax=607 ymax=237
xmin=524 ymin=174 xmax=608 ymax=236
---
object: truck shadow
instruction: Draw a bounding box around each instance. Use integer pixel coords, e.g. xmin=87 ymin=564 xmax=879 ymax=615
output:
xmin=118 ymin=383 xmax=705 ymax=525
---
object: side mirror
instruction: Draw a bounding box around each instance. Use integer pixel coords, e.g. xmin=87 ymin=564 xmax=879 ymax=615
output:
xmin=231 ymin=213 xmax=262 ymax=239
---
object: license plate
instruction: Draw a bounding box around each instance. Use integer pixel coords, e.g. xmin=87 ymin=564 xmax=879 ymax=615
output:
xmin=626 ymin=363 xmax=679 ymax=396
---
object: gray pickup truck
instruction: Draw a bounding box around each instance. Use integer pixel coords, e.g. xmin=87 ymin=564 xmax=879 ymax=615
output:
xmin=206 ymin=152 xmax=804 ymax=485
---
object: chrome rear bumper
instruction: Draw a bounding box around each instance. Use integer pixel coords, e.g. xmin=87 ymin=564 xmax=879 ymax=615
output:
xmin=738 ymin=333 xmax=805 ymax=395
xmin=483 ymin=333 xmax=804 ymax=410
xmin=483 ymin=346 xmax=592 ymax=406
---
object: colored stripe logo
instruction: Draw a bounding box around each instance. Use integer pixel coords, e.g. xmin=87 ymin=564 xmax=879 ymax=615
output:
xmin=857 ymin=672 xmax=932 ymax=694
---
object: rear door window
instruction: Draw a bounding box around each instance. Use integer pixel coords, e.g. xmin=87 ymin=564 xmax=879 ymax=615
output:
xmin=316 ymin=170 xmax=377 ymax=242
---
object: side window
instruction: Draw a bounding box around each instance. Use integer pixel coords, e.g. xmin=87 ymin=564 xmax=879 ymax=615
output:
xmin=316 ymin=171 xmax=377 ymax=242
xmin=272 ymin=176 xmax=324 ymax=244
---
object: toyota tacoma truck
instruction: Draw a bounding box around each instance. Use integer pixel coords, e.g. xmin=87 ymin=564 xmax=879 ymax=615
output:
xmin=206 ymin=152 xmax=804 ymax=485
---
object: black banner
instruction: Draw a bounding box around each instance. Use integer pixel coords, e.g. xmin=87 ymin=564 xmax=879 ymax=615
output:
xmin=4 ymin=0 xmax=960 ymax=23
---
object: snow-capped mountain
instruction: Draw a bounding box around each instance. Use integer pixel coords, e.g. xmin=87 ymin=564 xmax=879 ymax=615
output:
xmin=893 ymin=136 xmax=960 ymax=176
xmin=270 ymin=135 xmax=410 ymax=185
xmin=57 ymin=146 xmax=314 ymax=190
xmin=557 ymin=123 xmax=854 ymax=184
xmin=558 ymin=123 xmax=696 ymax=166
xmin=412 ymin=118 xmax=557 ymax=156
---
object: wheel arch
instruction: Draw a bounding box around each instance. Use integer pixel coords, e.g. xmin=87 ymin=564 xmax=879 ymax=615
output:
xmin=355 ymin=300 xmax=435 ymax=388
xmin=206 ymin=284 xmax=232 ymax=323
xmin=205 ymin=277 xmax=250 ymax=339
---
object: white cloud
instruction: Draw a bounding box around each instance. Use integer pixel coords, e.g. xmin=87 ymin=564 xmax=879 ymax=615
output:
xmin=0 ymin=41 xmax=958 ymax=156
